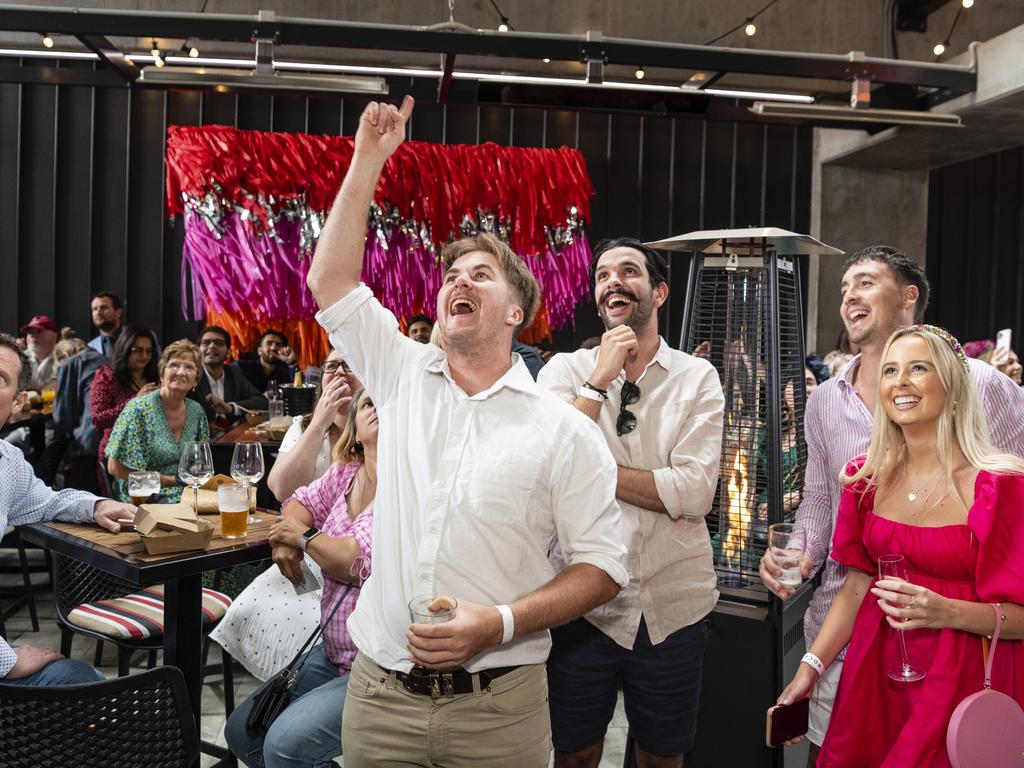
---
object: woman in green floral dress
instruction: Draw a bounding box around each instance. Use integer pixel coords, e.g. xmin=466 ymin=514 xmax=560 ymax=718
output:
xmin=106 ymin=339 xmax=209 ymax=503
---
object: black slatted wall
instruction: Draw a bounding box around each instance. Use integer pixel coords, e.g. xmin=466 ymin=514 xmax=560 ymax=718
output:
xmin=0 ymin=63 xmax=812 ymax=352
xmin=927 ymin=147 xmax=1024 ymax=349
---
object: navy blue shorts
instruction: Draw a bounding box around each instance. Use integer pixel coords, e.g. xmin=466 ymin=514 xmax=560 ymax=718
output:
xmin=547 ymin=614 xmax=710 ymax=756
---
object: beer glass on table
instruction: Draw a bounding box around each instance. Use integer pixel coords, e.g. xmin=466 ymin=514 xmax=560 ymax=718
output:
xmin=127 ymin=471 xmax=160 ymax=507
xmin=218 ymin=483 xmax=249 ymax=539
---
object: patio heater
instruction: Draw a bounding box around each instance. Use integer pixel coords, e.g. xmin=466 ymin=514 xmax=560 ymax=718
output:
xmin=648 ymin=228 xmax=844 ymax=768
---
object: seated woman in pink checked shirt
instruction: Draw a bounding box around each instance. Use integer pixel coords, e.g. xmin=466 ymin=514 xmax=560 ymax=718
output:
xmin=225 ymin=388 xmax=377 ymax=768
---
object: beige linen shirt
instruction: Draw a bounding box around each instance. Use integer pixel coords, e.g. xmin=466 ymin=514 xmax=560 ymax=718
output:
xmin=538 ymin=338 xmax=724 ymax=648
xmin=316 ymin=286 xmax=630 ymax=673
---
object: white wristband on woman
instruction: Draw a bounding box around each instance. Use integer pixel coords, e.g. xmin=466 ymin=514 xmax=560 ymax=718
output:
xmin=801 ymin=652 xmax=825 ymax=676
xmin=495 ymin=604 xmax=515 ymax=645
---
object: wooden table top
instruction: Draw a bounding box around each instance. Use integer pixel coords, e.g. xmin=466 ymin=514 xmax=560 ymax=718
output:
xmin=211 ymin=422 xmax=282 ymax=447
xmin=44 ymin=510 xmax=278 ymax=563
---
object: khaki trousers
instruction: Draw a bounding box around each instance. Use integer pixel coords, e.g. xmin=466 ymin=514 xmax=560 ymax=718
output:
xmin=341 ymin=651 xmax=552 ymax=768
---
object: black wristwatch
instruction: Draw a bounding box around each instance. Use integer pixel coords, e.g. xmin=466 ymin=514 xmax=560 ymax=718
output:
xmin=299 ymin=527 xmax=322 ymax=552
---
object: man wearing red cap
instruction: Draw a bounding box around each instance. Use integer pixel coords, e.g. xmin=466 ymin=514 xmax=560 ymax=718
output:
xmin=19 ymin=315 xmax=58 ymax=391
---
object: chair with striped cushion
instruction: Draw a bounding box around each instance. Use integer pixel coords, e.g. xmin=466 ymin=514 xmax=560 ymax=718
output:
xmin=51 ymin=555 xmax=236 ymax=715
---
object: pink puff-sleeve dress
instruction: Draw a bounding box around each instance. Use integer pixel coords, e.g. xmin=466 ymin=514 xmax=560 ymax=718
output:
xmin=818 ymin=462 xmax=1024 ymax=768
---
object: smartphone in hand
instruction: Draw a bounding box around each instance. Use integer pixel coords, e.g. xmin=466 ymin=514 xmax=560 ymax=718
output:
xmin=766 ymin=698 xmax=810 ymax=748
xmin=996 ymin=328 xmax=1012 ymax=355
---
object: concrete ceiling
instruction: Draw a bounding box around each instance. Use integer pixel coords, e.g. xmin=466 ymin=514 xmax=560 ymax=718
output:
xmin=824 ymin=22 xmax=1024 ymax=170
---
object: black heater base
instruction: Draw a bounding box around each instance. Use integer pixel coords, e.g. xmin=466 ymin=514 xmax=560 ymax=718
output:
xmin=687 ymin=584 xmax=813 ymax=768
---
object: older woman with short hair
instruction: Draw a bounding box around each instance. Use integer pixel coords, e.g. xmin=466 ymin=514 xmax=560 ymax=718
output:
xmin=106 ymin=339 xmax=209 ymax=503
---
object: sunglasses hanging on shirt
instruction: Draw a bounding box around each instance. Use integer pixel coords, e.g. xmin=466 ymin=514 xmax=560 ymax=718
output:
xmin=616 ymin=380 xmax=641 ymax=436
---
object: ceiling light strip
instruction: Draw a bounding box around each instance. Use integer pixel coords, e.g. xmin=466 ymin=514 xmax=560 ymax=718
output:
xmin=0 ymin=48 xmax=814 ymax=103
xmin=0 ymin=47 xmax=98 ymax=60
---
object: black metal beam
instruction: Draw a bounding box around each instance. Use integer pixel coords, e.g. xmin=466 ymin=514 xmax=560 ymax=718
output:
xmin=0 ymin=4 xmax=976 ymax=93
xmin=74 ymin=33 xmax=139 ymax=83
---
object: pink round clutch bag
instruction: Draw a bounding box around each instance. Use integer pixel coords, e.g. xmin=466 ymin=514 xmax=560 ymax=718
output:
xmin=946 ymin=688 xmax=1024 ymax=768
xmin=946 ymin=604 xmax=1024 ymax=768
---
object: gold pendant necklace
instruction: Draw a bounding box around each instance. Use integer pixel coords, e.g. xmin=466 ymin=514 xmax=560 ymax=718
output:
xmin=905 ymin=466 xmax=943 ymax=503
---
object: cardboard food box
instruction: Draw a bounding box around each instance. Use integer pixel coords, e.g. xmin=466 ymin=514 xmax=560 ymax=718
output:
xmin=135 ymin=503 xmax=214 ymax=554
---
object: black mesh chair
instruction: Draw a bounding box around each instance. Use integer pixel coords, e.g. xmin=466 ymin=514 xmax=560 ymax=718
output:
xmin=0 ymin=665 xmax=199 ymax=768
xmin=0 ymin=527 xmax=40 ymax=636
xmin=51 ymin=554 xmax=235 ymax=715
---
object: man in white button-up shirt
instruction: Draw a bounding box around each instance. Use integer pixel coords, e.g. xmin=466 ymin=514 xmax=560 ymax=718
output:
xmin=306 ymin=96 xmax=629 ymax=768
xmin=539 ymin=238 xmax=724 ymax=768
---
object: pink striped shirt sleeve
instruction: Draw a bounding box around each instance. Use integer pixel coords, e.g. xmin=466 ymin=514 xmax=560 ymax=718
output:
xmin=287 ymin=461 xmax=358 ymax=527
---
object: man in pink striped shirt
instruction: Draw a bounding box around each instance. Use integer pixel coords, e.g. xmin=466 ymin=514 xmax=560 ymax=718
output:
xmin=760 ymin=245 xmax=1024 ymax=766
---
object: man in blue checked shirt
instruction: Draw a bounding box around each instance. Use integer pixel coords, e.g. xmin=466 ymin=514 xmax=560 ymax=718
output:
xmin=0 ymin=333 xmax=136 ymax=686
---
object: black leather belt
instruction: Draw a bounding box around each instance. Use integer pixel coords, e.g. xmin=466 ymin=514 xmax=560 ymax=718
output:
xmin=383 ymin=664 xmax=519 ymax=699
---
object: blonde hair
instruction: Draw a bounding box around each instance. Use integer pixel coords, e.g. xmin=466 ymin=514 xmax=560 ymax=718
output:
xmin=332 ymin=387 xmax=367 ymax=464
xmin=53 ymin=337 xmax=86 ymax=365
xmin=440 ymin=232 xmax=541 ymax=338
xmin=843 ymin=326 xmax=1024 ymax=508
xmin=158 ymin=339 xmax=202 ymax=380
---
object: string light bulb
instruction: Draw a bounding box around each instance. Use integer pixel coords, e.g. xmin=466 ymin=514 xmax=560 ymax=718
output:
xmin=542 ymin=57 xmax=551 ymax=63
xmin=41 ymin=33 xmax=54 ymax=48
xmin=498 ymin=18 xmax=510 ymax=32
xmin=961 ymin=0 xmax=973 ymax=7
xmin=150 ymin=39 xmax=160 ymax=58
xmin=153 ymin=53 xmax=165 ymax=68
xmin=744 ymin=19 xmax=757 ymax=36
xmin=933 ymin=41 xmax=946 ymax=56
xmin=189 ymin=46 xmax=199 ymax=57
xmin=635 ymin=66 xmax=646 ymax=80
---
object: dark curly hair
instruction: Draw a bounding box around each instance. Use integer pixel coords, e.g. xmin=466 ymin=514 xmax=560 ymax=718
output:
xmin=589 ymin=237 xmax=669 ymax=293
xmin=842 ymin=245 xmax=930 ymax=322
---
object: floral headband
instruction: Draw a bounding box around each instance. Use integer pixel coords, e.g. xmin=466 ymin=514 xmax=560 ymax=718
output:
xmin=908 ymin=324 xmax=970 ymax=371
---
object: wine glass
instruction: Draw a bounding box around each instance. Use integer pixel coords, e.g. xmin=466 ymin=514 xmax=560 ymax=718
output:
xmin=877 ymin=553 xmax=926 ymax=683
xmin=231 ymin=442 xmax=265 ymax=525
xmin=178 ymin=441 xmax=214 ymax=514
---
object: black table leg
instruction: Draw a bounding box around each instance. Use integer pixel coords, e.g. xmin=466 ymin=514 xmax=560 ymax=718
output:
xmin=164 ymin=574 xmax=238 ymax=768
xmin=164 ymin=574 xmax=204 ymax=717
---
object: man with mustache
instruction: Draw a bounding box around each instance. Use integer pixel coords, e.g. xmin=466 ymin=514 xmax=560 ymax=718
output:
xmin=538 ymin=238 xmax=725 ymax=768
xmin=759 ymin=245 xmax=1024 ymax=766
xmin=305 ymin=96 xmax=629 ymax=767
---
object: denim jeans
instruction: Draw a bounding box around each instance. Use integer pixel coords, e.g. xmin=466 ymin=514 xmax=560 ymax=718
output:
xmin=3 ymin=657 xmax=105 ymax=686
xmin=225 ymin=644 xmax=348 ymax=768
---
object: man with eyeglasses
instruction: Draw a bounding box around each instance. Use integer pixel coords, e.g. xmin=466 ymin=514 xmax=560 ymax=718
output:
xmin=538 ymin=238 xmax=725 ymax=768
xmin=191 ymin=326 xmax=267 ymax=423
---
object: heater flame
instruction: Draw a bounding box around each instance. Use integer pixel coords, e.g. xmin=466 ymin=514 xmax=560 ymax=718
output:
xmin=721 ymin=448 xmax=752 ymax=573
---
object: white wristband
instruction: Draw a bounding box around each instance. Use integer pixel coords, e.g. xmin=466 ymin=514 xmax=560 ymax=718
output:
xmin=577 ymin=386 xmax=606 ymax=402
xmin=495 ymin=604 xmax=515 ymax=645
xmin=801 ymin=652 xmax=824 ymax=676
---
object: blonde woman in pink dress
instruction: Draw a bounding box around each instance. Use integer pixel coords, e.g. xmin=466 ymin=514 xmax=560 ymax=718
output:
xmin=778 ymin=324 xmax=1024 ymax=767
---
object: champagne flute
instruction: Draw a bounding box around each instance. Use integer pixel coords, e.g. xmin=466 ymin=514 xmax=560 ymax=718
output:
xmin=231 ymin=441 xmax=265 ymax=525
xmin=877 ymin=553 xmax=926 ymax=683
xmin=178 ymin=441 xmax=214 ymax=514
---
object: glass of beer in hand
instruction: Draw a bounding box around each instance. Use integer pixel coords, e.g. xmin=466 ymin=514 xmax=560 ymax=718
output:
xmin=127 ymin=471 xmax=161 ymax=507
xmin=217 ymin=483 xmax=249 ymax=539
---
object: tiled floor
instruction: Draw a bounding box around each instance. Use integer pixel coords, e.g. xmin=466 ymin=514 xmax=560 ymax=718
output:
xmin=2 ymin=561 xmax=628 ymax=767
